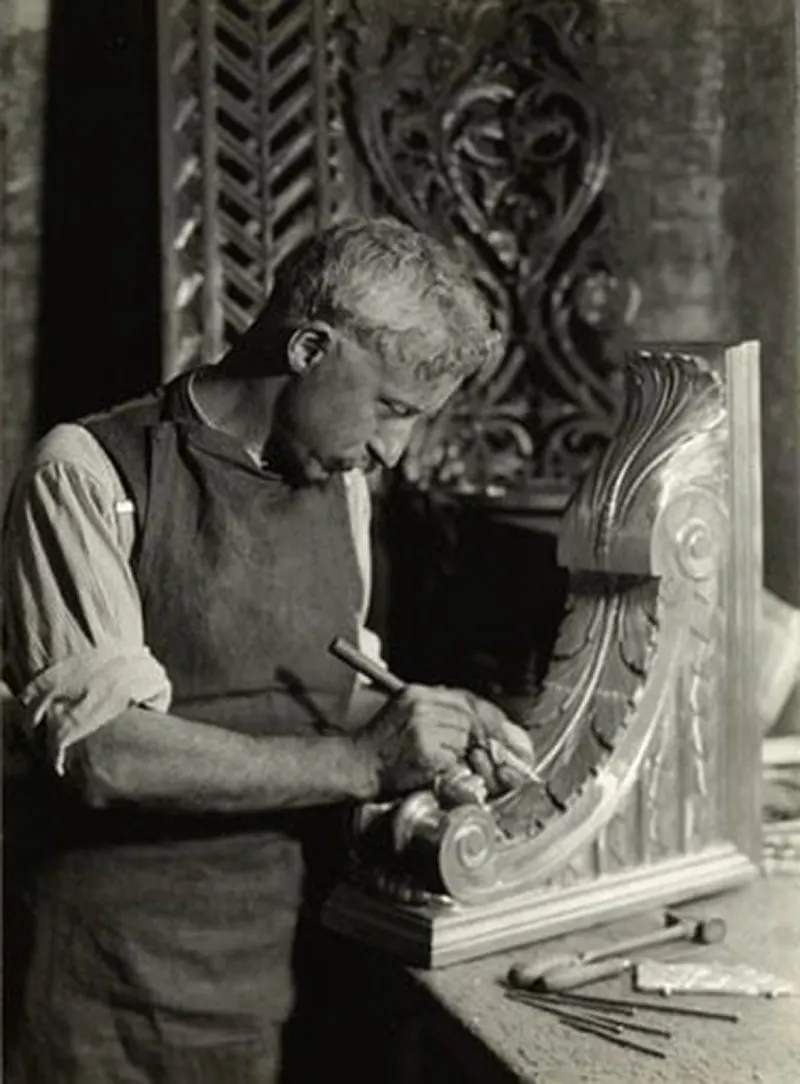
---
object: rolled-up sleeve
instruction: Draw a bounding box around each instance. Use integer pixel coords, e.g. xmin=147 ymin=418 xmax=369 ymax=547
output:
xmin=2 ymin=426 xmax=171 ymax=773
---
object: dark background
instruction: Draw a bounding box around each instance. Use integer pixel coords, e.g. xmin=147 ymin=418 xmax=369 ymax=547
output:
xmin=36 ymin=1 xmax=162 ymax=428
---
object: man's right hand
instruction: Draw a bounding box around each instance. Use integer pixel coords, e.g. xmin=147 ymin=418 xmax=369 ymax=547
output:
xmin=353 ymin=685 xmax=474 ymax=797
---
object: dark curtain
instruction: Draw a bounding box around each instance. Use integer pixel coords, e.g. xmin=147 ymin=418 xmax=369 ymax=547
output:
xmin=37 ymin=0 xmax=162 ymax=432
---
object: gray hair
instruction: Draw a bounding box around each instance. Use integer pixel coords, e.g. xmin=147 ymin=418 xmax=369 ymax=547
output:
xmin=267 ymin=217 xmax=499 ymax=383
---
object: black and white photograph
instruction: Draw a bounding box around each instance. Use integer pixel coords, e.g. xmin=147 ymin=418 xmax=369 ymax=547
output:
xmin=2 ymin=1 xmax=799 ymax=1081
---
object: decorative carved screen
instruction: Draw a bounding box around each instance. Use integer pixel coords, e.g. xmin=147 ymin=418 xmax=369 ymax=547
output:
xmin=157 ymin=0 xmax=344 ymax=376
xmin=156 ymin=0 xmax=630 ymax=494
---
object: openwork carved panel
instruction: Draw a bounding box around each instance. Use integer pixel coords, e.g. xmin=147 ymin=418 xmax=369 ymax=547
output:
xmin=158 ymin=0 xmax=632 ymax=493
xmin=157 ymin=0 xmax=343 ymax=376
xmin=336 ymin=0 xmax=635 ymax=491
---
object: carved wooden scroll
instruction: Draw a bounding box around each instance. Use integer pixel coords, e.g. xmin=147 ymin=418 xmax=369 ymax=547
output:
xmin=324 ymin=343 xmax=763 ymax=966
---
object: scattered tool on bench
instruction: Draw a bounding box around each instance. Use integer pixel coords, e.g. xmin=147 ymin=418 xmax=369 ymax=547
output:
xmin=507 ymin=910 xmax=726 ymax=992
xmin=505 ymin=989 xmax=672 ymax=1037
xmin=503 ymin=990 xmax=671 ymax=1060
xmin=516 ymin=989 xmax=741 ymax=1022
xmin=505 ymin=970 xmax=742 ymax=1062
xmin=561 ymin=1018 xmax=667 ymax=1060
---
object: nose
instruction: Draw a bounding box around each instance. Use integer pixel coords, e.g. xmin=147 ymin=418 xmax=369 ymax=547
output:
xmin=369 ymin=417 xmax=418 ymax=468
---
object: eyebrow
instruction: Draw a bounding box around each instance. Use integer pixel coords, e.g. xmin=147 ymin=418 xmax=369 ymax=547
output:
xmin=380 ymin=395 xmax=424 ymax=417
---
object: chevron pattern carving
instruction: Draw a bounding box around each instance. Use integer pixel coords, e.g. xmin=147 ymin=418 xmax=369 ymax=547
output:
xmin=158 ymin=0 xmax=340 ymax=377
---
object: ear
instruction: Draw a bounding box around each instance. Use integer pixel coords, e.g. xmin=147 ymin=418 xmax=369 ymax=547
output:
xmin=286 ymin=322 xmax=333 ymax=375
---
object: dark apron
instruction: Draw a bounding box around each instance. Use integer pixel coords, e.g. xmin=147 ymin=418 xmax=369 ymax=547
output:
xmin=6 ymin=373 xmax=363 ymax=1083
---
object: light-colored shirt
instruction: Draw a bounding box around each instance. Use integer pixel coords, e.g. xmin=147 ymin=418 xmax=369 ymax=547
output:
xmin=3 ymin=423 xmax=383 ymax=774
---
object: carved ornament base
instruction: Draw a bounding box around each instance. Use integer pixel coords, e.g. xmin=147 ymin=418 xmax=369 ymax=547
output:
xmin=324 ymin=843 xmax=757 ymax=968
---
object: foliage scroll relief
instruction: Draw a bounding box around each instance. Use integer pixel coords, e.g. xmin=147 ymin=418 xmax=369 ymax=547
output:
xmin=335 ymin=0 xmax=638 ymax=493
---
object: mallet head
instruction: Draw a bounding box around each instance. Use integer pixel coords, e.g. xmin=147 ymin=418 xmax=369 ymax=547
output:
xmin=664 ymin=911 xmax=726 ymax=944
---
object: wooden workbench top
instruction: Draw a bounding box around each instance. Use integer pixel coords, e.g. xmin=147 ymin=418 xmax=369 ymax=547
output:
xmin=397 ymin=876 xmax=800 ymax=1083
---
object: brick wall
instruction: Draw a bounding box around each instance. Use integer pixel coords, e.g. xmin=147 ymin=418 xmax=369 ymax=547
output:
xmin=596 ymin=0 xmax=798 ymax=616
xmin=1 ymin=0 xmax=48 ymax=508
xmin=1 ymin=1 xmax=161 ymax=513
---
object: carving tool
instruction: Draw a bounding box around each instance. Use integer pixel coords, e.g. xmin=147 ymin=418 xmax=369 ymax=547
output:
xmin=508 ymin=995 xmax=669 ymax=1059
xmin=328 ymin=636 xmax=539 ymax=790
xmin=329 ymin=636 xmax=406 ymax=697
xmin=505 ymin=990 xmax=672 ymax=1038
xmin=537 ymin=990 xmax=740 ymax=1022
xmin=504 ymin=990 xmax=624 ymax=1033
xmin=562 ymin=1019 xmax=667 ymax=1060
xmin=540 ymin=992 xmax=634 ymax=1016
xmin=507 ymin=909 xmax=726 ymax=990
xmin=526 ymin=956 xmax=636 ymax=991
xmin=328 ymin=637 xmax=487 ymax=805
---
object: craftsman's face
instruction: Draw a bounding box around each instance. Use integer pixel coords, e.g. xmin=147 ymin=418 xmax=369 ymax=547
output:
xmin=272 ymin=323 xmax=461 ymax=484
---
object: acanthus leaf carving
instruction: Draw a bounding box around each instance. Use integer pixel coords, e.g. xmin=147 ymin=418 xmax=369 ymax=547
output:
xmin=342 ymin=350 xmax=729 ymax=904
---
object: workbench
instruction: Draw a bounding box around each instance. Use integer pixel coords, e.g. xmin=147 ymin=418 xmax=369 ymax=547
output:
xmin=331 ymin=876 xmax=799 ymax=1084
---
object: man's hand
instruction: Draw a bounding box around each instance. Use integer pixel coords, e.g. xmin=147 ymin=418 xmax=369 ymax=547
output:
xmin=459 ymin=692 xmax=536 ymax=796
xmin=353 ymin=685 xmax=536 ymax=800
xmin=353 ymin=685 xmax=475 ymax=797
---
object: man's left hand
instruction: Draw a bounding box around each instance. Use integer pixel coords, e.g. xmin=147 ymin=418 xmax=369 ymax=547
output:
xmin=455 ymin=691 xmax=536 ymax=796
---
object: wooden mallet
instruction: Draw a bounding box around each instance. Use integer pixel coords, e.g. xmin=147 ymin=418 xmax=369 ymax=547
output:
xmin=508 ymin=910 xmax=726 ymax=992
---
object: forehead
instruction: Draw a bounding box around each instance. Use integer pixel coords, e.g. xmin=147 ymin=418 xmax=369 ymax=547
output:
xmin=342 ymin=280 xmax=445 ymax=337
xmin=333 ymin=305 xmax=463 ymax=413
xmin=378 ymin=360 xmax=461 ymax=414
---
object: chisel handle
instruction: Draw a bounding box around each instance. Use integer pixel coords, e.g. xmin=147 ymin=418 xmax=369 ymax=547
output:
xmin=537 ymin=957 xmax=633 ymax=992
xmin=328 ymin=637 xmax=406 ymax=696
xmin=508 ymin=955 xmax=579 ymax=989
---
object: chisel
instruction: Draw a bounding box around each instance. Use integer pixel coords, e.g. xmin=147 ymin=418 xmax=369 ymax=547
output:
xmin=328 ymin=636 xmax=540 ymax=787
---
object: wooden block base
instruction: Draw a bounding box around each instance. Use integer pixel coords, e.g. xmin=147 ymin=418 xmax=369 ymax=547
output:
xmin=323 ymin=844 xmax=758 ymax=968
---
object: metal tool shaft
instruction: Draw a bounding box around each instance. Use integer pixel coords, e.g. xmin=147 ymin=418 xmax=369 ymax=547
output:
xmin=504 ymin=991 xmax=623 ymax=1033
xmin=563 ymin=1019 xmax=667 ymax=1060
xmin=543 ymin=990 xmax=740 ymax=1022
xmin=507 ymin=992 xmax=672 ymax=1040
xmin=328 ymin=636 xmax=539 ymax=786
xmin=509 ymin=910 xmax=726 ymax=990
xmin=329 ymin=637 xmax=405 ymax=695
xmin=506 ymin=990 xmax=672 ymax=1039
xmin=535 ymin=956 xmax=633 ymax=991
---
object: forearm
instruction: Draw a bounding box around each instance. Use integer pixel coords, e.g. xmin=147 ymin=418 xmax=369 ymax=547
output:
xmin=69 ymin=706 xmax=379 ymax=813
xmin=346 ymin=684 xmax=390 ymax=730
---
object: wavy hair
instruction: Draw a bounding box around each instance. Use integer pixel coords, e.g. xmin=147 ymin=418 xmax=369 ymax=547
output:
xmin=266 ymin=217 xmax=499 ymax=383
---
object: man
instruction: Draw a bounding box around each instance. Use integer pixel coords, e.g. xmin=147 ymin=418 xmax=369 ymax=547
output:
xmin=3 ymin=217 xmax=533 ymax=1082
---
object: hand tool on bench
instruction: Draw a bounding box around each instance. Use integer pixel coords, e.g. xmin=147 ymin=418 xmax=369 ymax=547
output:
xmin=562 ymin=1018 xmax=667 ymax=1060
xmin=535 ymin=989 xmax=740 ymax=1022
xmin=505 ymin=989 xmax=672 ymax=1038
xmin=328 ymin=636 xmax=540 ymax=798
xmin=507 ymin=992 xmax=670 ymax=1061
xmin=507 ymin=910 xmax=726 ymax=991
